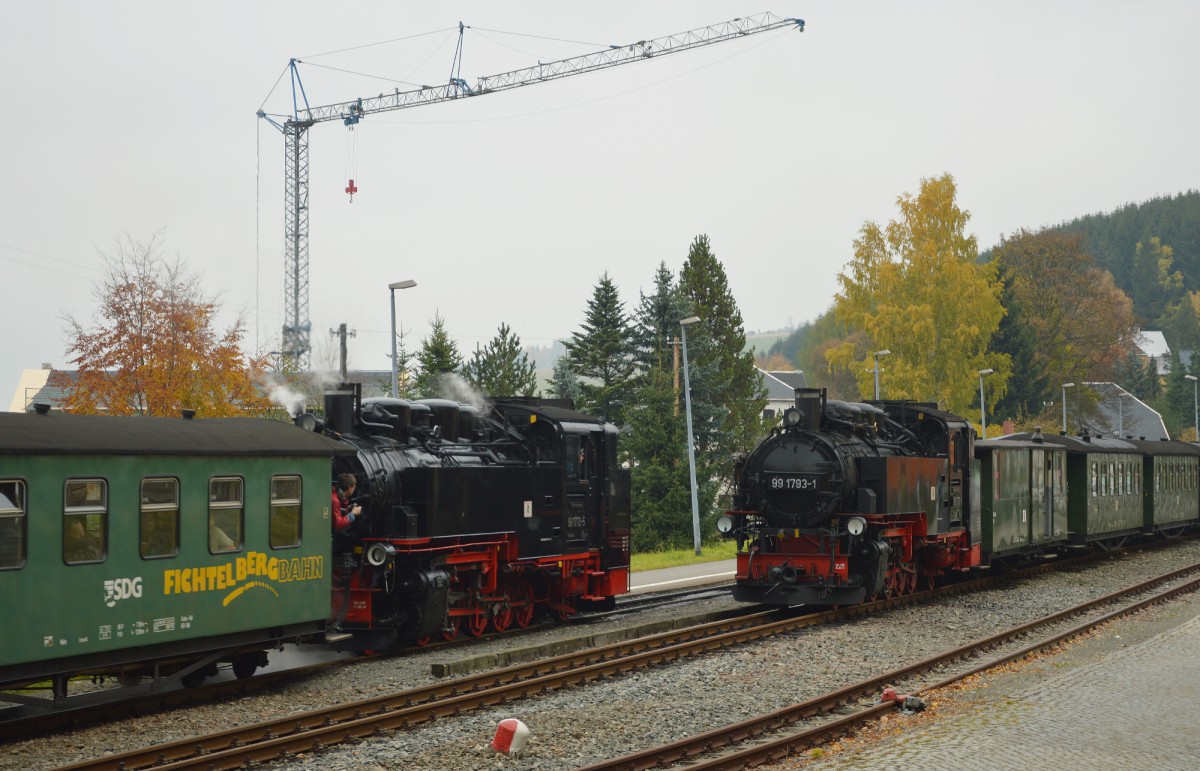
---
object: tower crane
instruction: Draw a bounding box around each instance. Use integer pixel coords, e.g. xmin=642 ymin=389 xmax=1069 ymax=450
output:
xmin=258 ymin=12 xmax=803 ymax=370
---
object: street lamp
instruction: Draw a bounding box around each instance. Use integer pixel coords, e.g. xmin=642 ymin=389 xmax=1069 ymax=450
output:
xmin=680 ymin=315 xmax=702 ymax=556
xmin=872 ymin=349 xmax=891 ymax=400
xmin=978 ymin=368 xmax=995 ymax=437
xmin=388 ymin=279 xmax=417 ymax=398
xmin=1187 ymin=375 xmax=1198 ymax=442
xmin=1062 ymin=382 xmax=1075 ymax=434
xmin=1117 ymin=391 xmax=1130 ymax=436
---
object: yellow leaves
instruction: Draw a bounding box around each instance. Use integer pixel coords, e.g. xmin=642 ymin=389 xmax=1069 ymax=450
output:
xmin=827 ymin=174 xmax=1005 ymax=412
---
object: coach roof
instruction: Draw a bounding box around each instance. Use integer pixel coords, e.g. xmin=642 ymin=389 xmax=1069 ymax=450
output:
xmin=0 ymin=412 xmax=354 ymax=457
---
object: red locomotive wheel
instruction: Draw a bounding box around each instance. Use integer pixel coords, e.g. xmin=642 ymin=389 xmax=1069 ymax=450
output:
xmin=415 ymin=635 xmax=432 ymax=647
xmin=466 ymin=609 xmax=489 ymax=637
xmin=492 ymin=596 xmax=514 ymax=633
xmin=513 ymin=579 xmax=536 ymax=628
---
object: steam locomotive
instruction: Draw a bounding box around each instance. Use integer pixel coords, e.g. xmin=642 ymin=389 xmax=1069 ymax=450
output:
xmin=314 ymin=385 xmax=632 ymax=647
xmin=718 ymin=387 xmax=1200 ymax=607
xmin=718 ymin=388 xmax=978 ymax=605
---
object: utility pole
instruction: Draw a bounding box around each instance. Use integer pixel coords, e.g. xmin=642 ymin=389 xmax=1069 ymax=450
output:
xmin=331 ymin=323 xmax=356 ymax=383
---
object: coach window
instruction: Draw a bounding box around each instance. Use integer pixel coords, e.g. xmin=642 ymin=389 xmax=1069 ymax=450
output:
xmin=140 ymin=478 xmax=180 ymax=559
xmin=1090 ymin=462 xmax=1097 ymax=497
xmin=270 ymin=475 xmax=302 ymax=549
xmin=64 ymin=479 xmax=107 ymax=564
xmin=0 ymin=480 xmax=26 ymax=569
xmin=209 ymin=477 xmax=243 ymax=554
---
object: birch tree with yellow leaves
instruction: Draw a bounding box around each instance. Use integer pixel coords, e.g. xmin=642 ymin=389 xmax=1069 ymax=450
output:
xmin=826 ymin=174 xmax=1009 ymax=416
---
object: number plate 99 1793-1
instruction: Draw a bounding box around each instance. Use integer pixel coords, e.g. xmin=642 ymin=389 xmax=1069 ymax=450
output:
xmin=765 ymin=473 xmax=820 ymax=491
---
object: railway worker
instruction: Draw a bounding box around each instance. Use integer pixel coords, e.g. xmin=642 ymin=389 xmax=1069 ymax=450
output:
xmin=64 ymin=518 xmax=101 ymax=562
xmin=332 ymin=473 xmax=362 ymax=531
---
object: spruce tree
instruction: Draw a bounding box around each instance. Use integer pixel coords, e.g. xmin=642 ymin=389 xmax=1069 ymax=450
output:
xmin=461 ymin=323 xmax=539 ymax=397
xmin=547 ymin=355 xmax=583 ymax=405
xmin=412 ymin=313 xmax=463 ymax=398
xmin=563 ymin=273 xmax=636 ymax=424
xmin=679 ymin=235 xmax=768 ymax=456
xmin=626 ymin=261 xmax=728 ymax=546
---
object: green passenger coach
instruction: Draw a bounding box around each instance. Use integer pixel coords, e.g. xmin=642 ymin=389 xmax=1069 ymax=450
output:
xmin=975 ymin=437 xmax=1068 ymax=561
xmin=1126 ymin=438 xmax=1200 ymax=533
xmin=0 ymin=409 xmax=351 ymax=705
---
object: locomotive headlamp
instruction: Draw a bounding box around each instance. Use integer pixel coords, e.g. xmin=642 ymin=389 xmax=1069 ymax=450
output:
xmin=716 ymin=515 xmax=734 ymax=534
xmin=365 ymin=542 xmax=397 ymax=567
xmin=846 ymin=516 xmax=867 ymax=536
xmin=782 ymin=408 xmax=802 ymax=428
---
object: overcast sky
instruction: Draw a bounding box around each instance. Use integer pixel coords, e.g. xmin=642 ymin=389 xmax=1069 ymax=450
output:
xmin=3 ymin=1 xmax=1199 ymax=403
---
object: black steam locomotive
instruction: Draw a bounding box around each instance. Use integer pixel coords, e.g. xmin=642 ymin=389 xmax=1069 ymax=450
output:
xmin=309 ymin=385 xmax=632 ymax=647
xmin=718 ymin=388 xmax=977 ymax=605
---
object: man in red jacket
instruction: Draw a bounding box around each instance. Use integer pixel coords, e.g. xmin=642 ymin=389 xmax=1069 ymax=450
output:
xmin=332 ymin=473 xmax=362 ymax=531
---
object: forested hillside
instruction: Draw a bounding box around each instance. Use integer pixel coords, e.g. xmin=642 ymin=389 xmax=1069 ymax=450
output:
xmin=1051 ymin=190 xmax=1200 ymax=329
xmin=768 ymin=186 xmax=1200 ymax=436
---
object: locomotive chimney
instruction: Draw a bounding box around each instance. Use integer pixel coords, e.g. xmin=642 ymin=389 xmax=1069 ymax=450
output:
xmin=795 ymin=388 xmax=824 ymax=432
xmin=324 ymin=389 xmax=356 ymax=435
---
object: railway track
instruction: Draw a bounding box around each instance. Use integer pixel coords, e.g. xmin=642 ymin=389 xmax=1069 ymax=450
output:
xmin=0 ymin=582 xmax=733 ymax=741
xmin=578 ymin=561 xmax=1200 ymax=770
xmin=42 ymin=549 xmax=1128 ymax=771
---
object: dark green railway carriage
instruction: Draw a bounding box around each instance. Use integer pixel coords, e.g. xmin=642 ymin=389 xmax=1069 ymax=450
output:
xmin=1008 ymin=432 xmax=1143 ymax=545
xmin=0 ymin=410 xmax=351 ymax=701
xmin=976 ymin=438 xmax=1068 ymax=561
xmin=1124 ymin=438 xmax=1200 ymax=533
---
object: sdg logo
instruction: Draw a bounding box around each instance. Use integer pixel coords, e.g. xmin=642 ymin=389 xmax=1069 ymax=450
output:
xmin=104 ymin=577 xmax=143 ymax=608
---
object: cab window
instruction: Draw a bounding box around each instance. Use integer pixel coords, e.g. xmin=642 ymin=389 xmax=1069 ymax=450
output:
xmin=141 ymin=477 xmax=180 ymax=559
xmin=64 ymin=479 xmax=107 ymax=564
xmin=270 ymin=475 xmax=302 ymax=549
xmin=209 ymin=477 xmax=243 ymax=554
xmin=0 ymin=480 xmax=26 ymax=569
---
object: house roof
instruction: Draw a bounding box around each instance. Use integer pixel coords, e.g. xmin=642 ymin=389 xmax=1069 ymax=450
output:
xmin=761 ymin=369 xmax=807 ymax=402
xmin=1135 ymin=330 xmax=1170 ymax=359
xmin=1078 ymin=381 xmax=1169 ymax=441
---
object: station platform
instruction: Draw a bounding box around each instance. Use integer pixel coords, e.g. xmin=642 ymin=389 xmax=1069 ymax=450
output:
xmin=628 ymin=559 xmax=735 ymax=594
xmin=802 ymin=590 xmax=1200 ymax=769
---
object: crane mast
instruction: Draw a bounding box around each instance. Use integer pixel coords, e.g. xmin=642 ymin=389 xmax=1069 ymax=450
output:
xmin=258 ymin=12 xmax=803 ymax=370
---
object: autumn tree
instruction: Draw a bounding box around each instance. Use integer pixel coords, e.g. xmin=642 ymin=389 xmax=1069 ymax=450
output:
xmin=461 ymin=323 xmax=539 ymax=397
xmin=991 ymin=229 xmax=1139 ymax=408
xmin=827 ymin=174 xmax=1008 ymax=416
xmin=412 ymin=313 xmax=463 ymax=398
xmin=57 ymin=233 xmax=269 ymax=417
xmin=563 ymin=273 xmax=637 ymax=424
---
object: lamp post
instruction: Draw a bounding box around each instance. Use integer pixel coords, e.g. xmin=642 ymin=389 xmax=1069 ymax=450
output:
xmin=1187 ymin=375 xmax=1198 ymax=442
xmin=872 ymin=349 xmax=891 ymax=400
xmin=978 ymin=368 xmax=994 ymax=437
xmin=388 ymin=280 xmax=417 ymax=398
xmin=1062 ymin=382 xmax=1075 ymax=434
xmin=680 ymin=316 xmax=702 ymax=556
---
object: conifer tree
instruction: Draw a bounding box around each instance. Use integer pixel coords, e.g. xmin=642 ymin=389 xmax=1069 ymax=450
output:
xmin=548 ymin=355 xmax=583 ymax=405
xmin=461 ymin=323 xmax=539 ymax=397
xmin=626 ymin=261 xmax=727 ymax=546
xmin=679 ymin=235 xmax=767 ymax=455
xmin=563 ymin=273 xmax=636 ymax=424
xmin=412 ymin=313 xmax=463 ymax=398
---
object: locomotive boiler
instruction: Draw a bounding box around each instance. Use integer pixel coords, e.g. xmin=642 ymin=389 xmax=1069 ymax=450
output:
xmin=718 ymin=388 xmax=980 ymax=605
